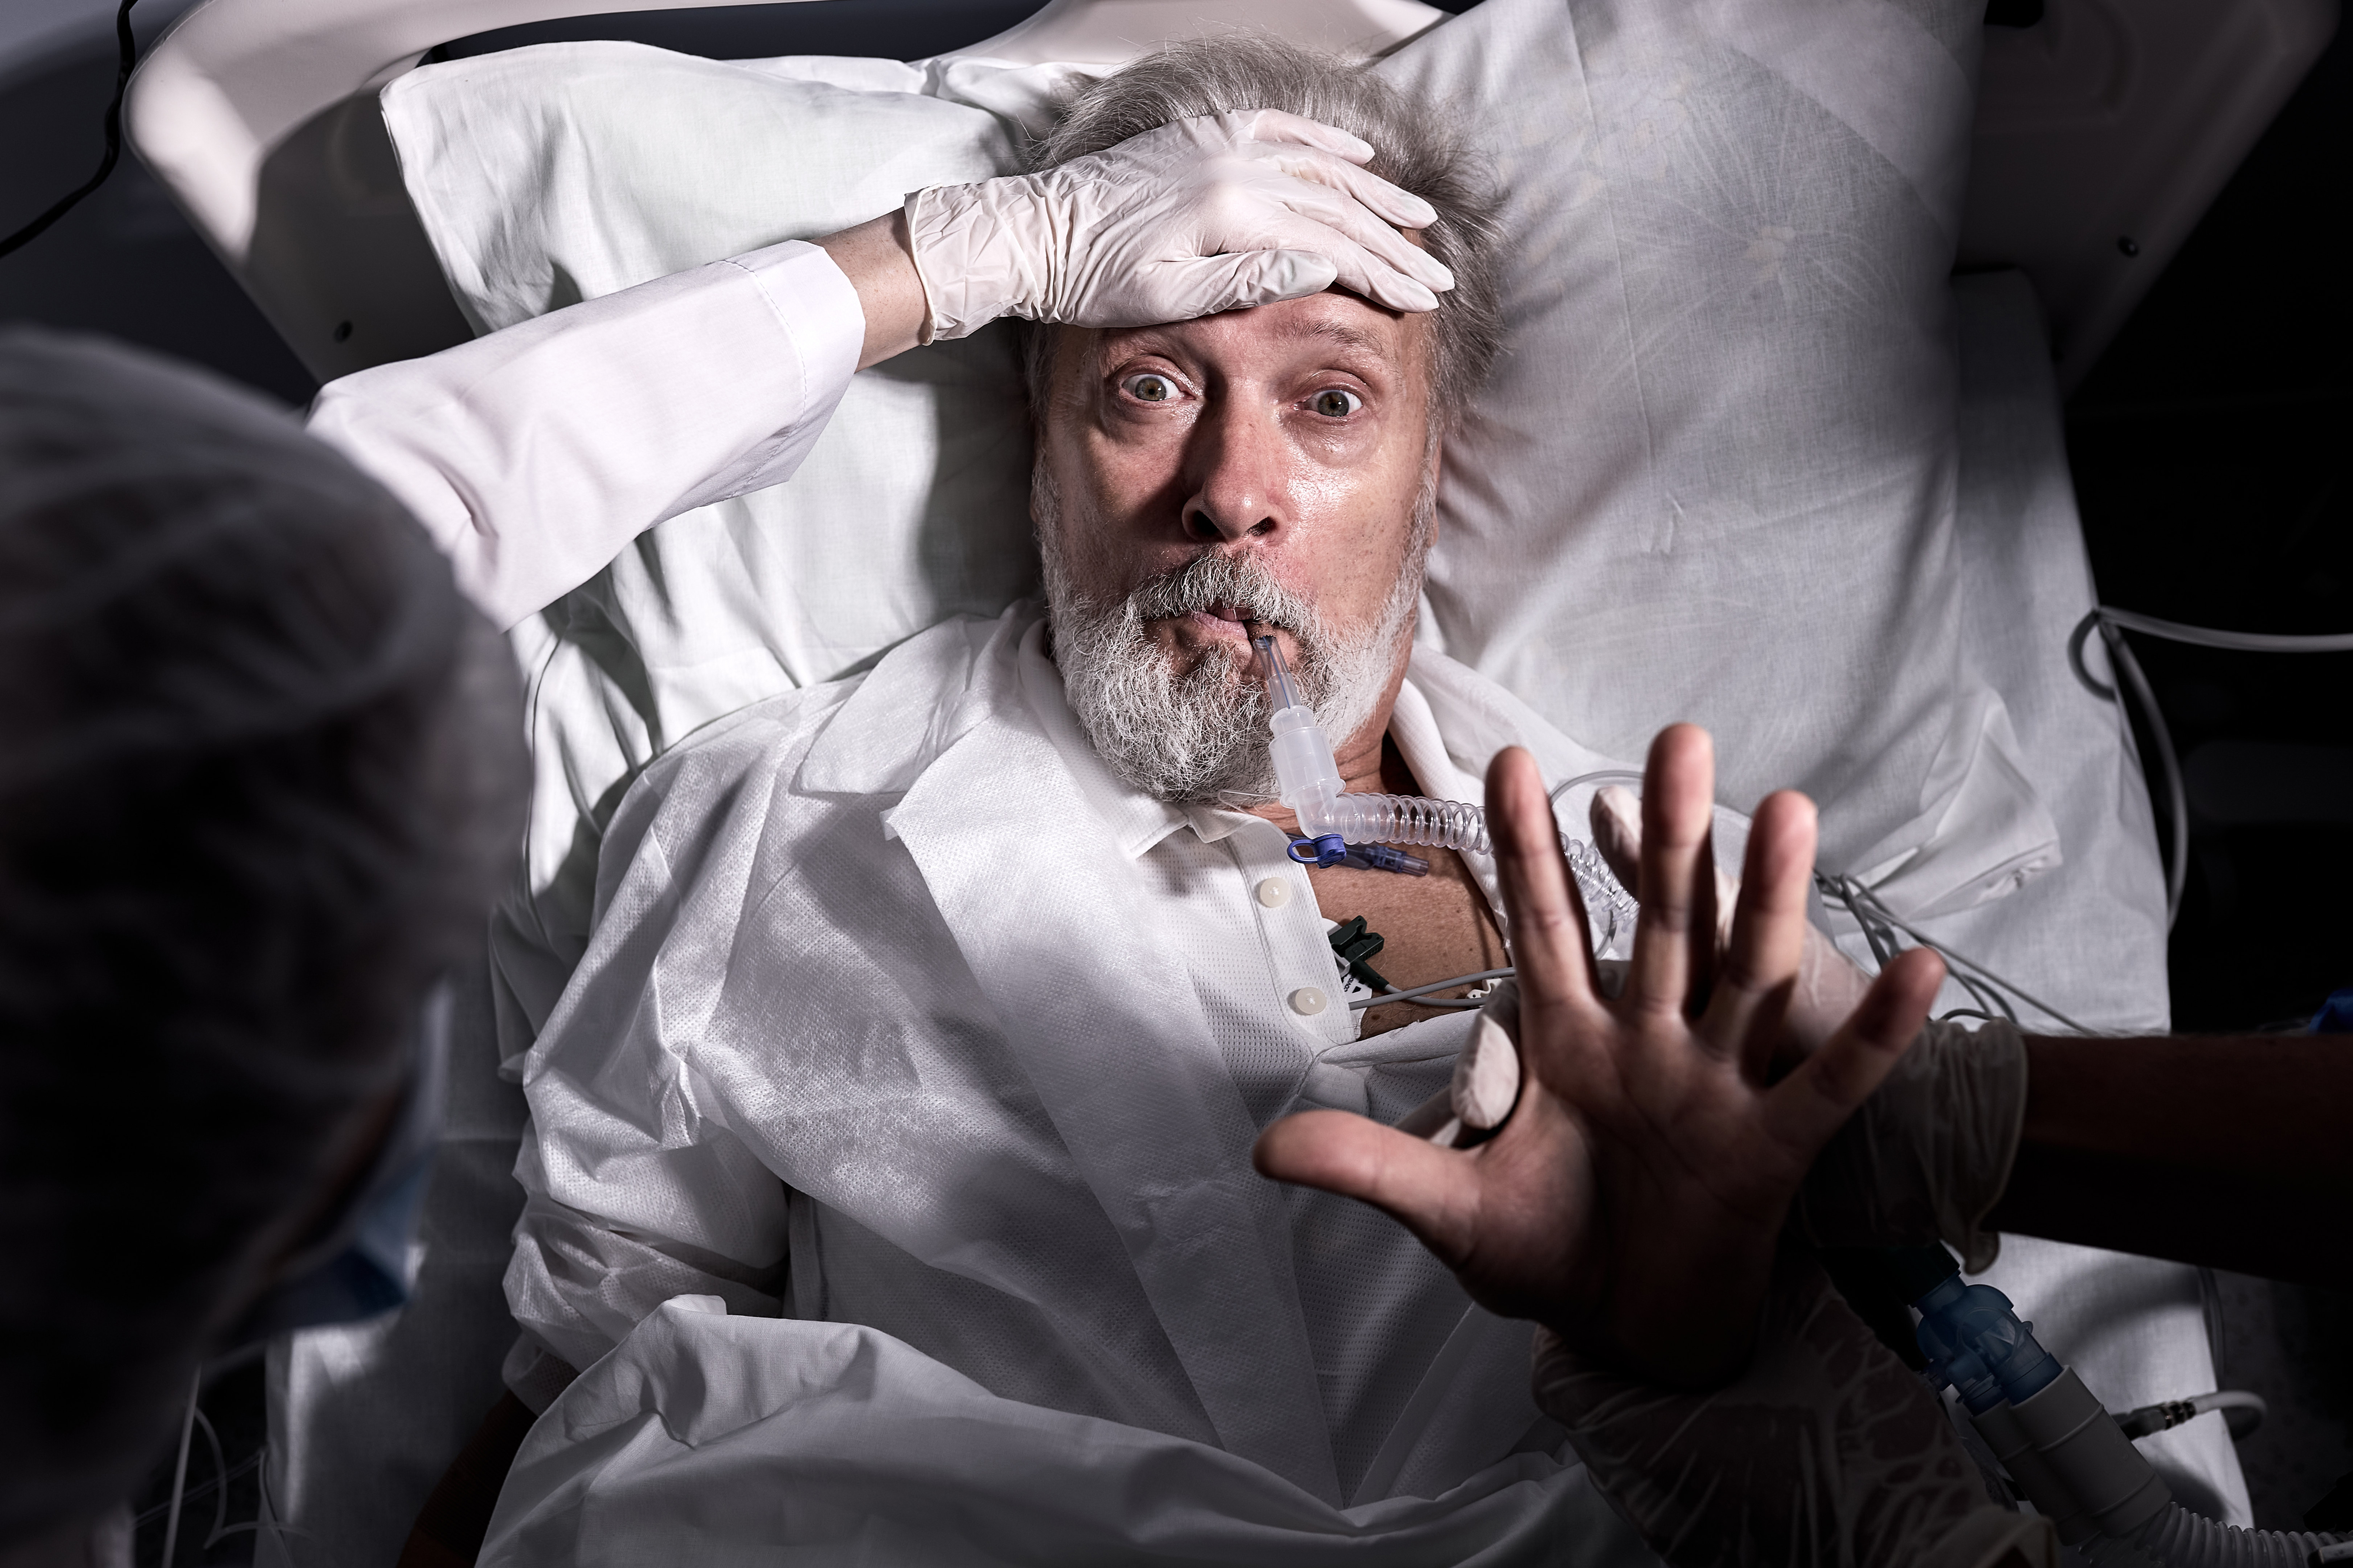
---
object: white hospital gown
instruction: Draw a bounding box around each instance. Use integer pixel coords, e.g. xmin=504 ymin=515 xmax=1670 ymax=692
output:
xmin=487 ymin=602 xmax=1662 ymax=1560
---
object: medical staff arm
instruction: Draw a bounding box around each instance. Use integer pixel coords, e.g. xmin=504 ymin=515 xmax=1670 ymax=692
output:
xmin=308 ymin=239 xmax=864 ymax=631
xmin=1983 ymin=1030 xmax=2353 ymax=1286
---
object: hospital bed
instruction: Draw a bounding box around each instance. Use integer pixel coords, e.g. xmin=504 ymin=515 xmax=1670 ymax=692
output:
xmin=114 ymin=0 xmax=2335 ymax=1560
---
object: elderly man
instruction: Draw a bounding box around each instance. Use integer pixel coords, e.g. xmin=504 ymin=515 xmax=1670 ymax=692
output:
xmin=314 ymin=40 xmax=1931 ymax=1563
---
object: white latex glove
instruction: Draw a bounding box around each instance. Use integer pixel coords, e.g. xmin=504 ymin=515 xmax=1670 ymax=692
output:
xmin=902 ymin=110 xmax=1454 ymax=342
xmin=1586 ymin=785 xmax=2029 ymax=1271
xmin=1532 ymin=1249 xmax=2059 ymax=1568
xmin=1589 ymin=783 xmax=1873 ymax=1053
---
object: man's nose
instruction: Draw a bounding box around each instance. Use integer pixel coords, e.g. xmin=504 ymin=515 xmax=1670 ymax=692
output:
xmin=1179 ymin=401 xmax=1289 ymax=545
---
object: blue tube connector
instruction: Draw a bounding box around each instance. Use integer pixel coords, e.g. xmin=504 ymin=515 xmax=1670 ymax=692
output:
xmin=1914 ymin=1274 xmax=2063 ymax=1404
xmin=1288 ymin=834 xmax=1349 ymax=868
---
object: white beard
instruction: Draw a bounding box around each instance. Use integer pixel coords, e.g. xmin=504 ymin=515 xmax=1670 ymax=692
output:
xmin=1037 ymin=481 xmax=1431 ymax=807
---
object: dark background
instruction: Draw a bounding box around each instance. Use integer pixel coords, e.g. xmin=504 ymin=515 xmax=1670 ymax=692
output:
xmin=2 ymin=0 xmax=2343 ymax=1552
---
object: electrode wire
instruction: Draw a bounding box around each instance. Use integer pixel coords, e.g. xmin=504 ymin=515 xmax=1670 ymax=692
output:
xmin=1818 ymin=872 xmax=2097 ymax=1036
xmin=159 ymin=1366 xmax=199 ymax=1566
xmin=0 ymin=0 xmax=142 ymax=261
xmin=1352 ymin=967 xmax=1517 ymax=1012
xmin=2069 ymin=606 xmax=2353 ymax=932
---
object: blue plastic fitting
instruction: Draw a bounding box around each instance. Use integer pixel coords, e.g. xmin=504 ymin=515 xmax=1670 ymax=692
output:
xmin=1345 ymin=844 xmax=1431 ymax=876
xmin=1287 ymin=834 xmax=1349 ymax=868
xmin=1912 ymin=1276 xmax=2063 ymax=1405
xmin=1929 ymin=1344 xmax=2010 ymax=1416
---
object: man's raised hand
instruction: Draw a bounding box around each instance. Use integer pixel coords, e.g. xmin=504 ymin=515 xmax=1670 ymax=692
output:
xmin=1252 ymin=725 xmax=1945 ymax=1384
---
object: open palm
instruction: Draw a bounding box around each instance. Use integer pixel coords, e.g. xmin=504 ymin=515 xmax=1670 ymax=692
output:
xmin=1254 ymin=725 xmax=1944 ymax=1385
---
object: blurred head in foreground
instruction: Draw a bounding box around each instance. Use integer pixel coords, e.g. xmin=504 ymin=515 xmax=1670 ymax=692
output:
xmin=0 ymin=331 xmax=526 ymax=1556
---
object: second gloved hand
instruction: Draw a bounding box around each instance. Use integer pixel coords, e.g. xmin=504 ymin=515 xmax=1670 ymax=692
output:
xmin=902 ymin=111 xmax=1455 ymax=341
xmin=1531 ymin=1247 xmax=2058 ymax=1568
xmin=1587 ymin=783 xmax=2031 ymax=1272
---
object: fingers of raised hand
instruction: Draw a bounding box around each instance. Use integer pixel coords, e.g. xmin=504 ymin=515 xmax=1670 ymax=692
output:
xmin=1253 ymin=1110 xmax=1484 ymax=1266
xmin=1628 ymin=725 xmax=1719 ymax=1025
xmin=1701 ymin=790 xmax=1817 ymax=1079
xmin=1484 ymin=748 xmax=1600 ymax=1030
xmin=1762 ymin=945 xmax=1945 ymax=1157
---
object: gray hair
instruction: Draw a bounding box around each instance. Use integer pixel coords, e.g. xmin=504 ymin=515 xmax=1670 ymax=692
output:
xmin=1023 ymin=35 xmax=1504 ymax=426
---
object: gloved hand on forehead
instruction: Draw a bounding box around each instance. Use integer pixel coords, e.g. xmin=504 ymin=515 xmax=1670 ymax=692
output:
xmin=904 ymin=110 xmax=1455 ymax=342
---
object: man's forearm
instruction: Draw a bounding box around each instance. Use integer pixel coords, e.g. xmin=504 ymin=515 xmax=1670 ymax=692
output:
xmin=1986 ymin=1032 xmax=2353 ymax=1285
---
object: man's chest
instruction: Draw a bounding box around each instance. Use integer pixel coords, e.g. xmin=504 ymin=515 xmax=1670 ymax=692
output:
xmin=1306 ymin=849 xmax=1508 ymax=1037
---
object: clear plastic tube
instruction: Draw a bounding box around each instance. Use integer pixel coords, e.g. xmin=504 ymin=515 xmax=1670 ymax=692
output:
xmin=2083 ymin=1507 xmax=2348 ymax=1567
xmin=1905 ymin=1252 xmax=2352 ymax=1568
xmin=1315 ymin=791 xmax=1492 ymax=853
xmin=1252 ymin=636 xmax=1641 ymax=950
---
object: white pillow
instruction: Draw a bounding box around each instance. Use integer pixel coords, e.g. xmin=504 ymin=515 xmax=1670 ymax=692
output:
xmin=385 ymin=0 xmax=2055 ymax=929
xmin=1378 ymin=0 xmax=2039 ymax=903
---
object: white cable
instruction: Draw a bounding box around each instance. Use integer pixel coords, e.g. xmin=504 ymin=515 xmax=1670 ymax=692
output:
xmin=1353 ymin=966 xmax=1516 ymax=1012
xmin=159 ymin=1367 xmax=199 ymax=1567
xmin=2112 ymin=1389 xmax=2267 ymax=1441
xmin=2069 ymin=607 xmax=2353 ymax=932
xmin=2097 ymin=608 xmax=2353 ymax=655
xmin=1818 ymin=873 xmax=2098 ymax=1035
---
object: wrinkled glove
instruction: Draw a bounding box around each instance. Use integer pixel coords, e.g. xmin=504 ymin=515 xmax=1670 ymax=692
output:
xmin=902 ymin=110 xmax=1454 ymax=341
xmin=1585 ymin=785 xmax=2029 ymax=1271
xmin=1789 ymin=1017 xmax=2028 ymax=1273
xmin=1589 ymin=782 xmax=1873 ymax=1053
xmin=1532 ymin=1248 xmax=2058 ymax=1568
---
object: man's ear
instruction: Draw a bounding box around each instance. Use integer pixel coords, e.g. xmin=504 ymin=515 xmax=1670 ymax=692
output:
xmin=1430 ymin=443 xmax=1445 ymax=532
xmin=1421 ymin=429 xmax=1446 ymax=549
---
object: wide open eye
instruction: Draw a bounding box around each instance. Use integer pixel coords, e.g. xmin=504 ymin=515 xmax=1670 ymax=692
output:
xmin=1122 ymin=372 xmax=1180 ymax=403
xmin=1309 ymin=388 xmax=1364 ymax=418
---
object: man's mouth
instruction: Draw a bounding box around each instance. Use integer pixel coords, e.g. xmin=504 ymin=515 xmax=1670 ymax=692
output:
xmin=1184 ymin=602 xmax=1259 ymax=637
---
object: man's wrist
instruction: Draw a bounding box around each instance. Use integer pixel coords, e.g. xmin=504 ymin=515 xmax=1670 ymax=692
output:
xmin=812 ymin=210 xmax=931 ymax=366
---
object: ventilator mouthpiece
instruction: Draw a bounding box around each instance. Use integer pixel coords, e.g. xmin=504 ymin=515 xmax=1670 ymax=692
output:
xmin=1255 ymin=634 xmax=1348 ymax=863
xmin=1254 ymin=634 xmax=1307 ymax=715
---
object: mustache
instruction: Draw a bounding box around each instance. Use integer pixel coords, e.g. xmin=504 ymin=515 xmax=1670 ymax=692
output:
xmin=1125 ymin=552 xmax=1322 ymax=639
